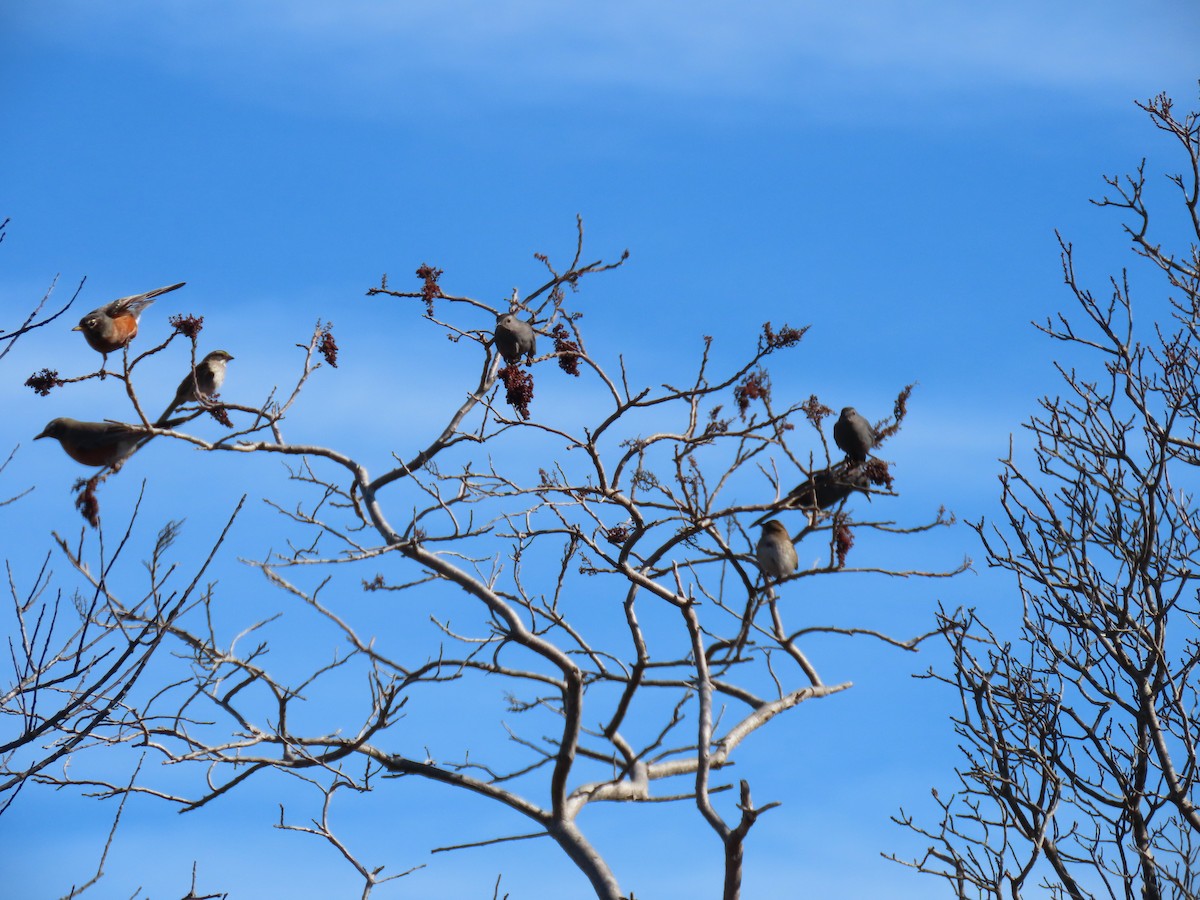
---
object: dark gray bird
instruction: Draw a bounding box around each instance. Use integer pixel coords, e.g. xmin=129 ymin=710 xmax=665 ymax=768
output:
xmin=751 ymin=461 xmax=872 ymax=527
xmin=156 ymin=349 xmax=234 ymax=426
xmin=35 ymin=418 xmax=148 ymax=469
xmin=787 ymin=461 xmax=869 ymax=510
xmin=833 ymin=406 xmax=875 ymax=463
xmin=786 ymin=461 xmax=870 ymax=512
xmin=494 ymin=313 xmax=536 ymax=364
xmin=756 ymin=519 xmax=798 ymax=583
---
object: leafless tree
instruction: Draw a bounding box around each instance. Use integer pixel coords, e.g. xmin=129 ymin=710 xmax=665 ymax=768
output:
xmin=23 ymin=219 xmax=962 ymax=899
xmin=891 ymin=92 xmax=1200 ymax=899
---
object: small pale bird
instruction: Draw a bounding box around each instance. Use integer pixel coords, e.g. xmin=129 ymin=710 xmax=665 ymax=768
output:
xmin=156 ymin=349 xmax=234 ymax=426
xmin=494 ymin=313 xmax=536 ymax=364
xmin=73 ymin=282 xmax=186 ymax=365
xmin=756 ymin=519 xmax=798 ymax=584
xmin=833 ymin=407 xmax=875 ymax=463
xmin=35 ymin=418 xmax=149 ymax=469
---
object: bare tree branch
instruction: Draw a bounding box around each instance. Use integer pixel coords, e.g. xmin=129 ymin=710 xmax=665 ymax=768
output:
xmin=893 ymin=90 xmax=1200 ymax=900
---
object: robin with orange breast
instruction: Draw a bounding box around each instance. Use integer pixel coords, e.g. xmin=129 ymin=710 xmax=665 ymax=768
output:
xmin=73 ymin=282 xmax=186 ymax=366
xmin=34 ymin=418 xmax=150 ymax=470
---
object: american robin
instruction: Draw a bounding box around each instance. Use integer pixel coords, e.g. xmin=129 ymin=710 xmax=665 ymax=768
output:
xmin=156 ymin=349 xmax=234 ymax=426
xmin=34 ymin=418 xmax=149 ymax=469
xmin=756 ymin=519 xmax=798 ymax=584
xmin=833 ymin=406 xmax=875 ymax=463
xmin=494 ymin=313 xmax=536 ymax=364
xmin=73 ymin=282 xmax=186 ymax=363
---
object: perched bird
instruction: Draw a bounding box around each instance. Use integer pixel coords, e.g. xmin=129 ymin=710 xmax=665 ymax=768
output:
xmin=494 ymin=313 xmax=536 ymax=364
xmin=784 ymin=461 xmax=870 ymax=513
xmin=833 ymin=406 xmax=875 ymax=463
xmin=35 ymin=418 xmax=148 ymax=469
xmin=752 ymin=461 xmax=871 ymax=527
xmin=156 ymin=349 xmax=234 ymax=426
xmin=756 ymin=519 xmax=798 ymax=584
xmin=73 ymin=282 xmax=186 ymax=364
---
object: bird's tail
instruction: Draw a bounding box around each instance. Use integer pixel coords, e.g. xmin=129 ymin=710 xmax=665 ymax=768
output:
xmin=153 ymin=402 xmax=179 ymax=428
xmin=116 ymin=281 xmax=187 ymax=316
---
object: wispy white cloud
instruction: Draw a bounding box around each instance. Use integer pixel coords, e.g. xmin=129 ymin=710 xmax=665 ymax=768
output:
xmin=12 ymin=0 xmax=1198 ymax=117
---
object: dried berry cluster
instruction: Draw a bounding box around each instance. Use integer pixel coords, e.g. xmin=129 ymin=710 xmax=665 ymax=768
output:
xmin=207 ymin=403 xmax=233 ymax=428
xmin=73 ymin=476 xmax=100 ymax=528
xmin=800 ymin=394 xmax=832 ymax=427
xmin=168 ymin=313 xmax=205 ymax=339
xmin=834 ymin=516 xmax=854 ymax=569
xmin=416 ymin=263 xmax=444 ymax=315
xmin=734 ymin=370 xmax=770 ymax=418
xmin=874 ymin=384 xmax=914 ymax=445
xmin=552 ymin=324 xmax=581 ymax=376
xmin=499 ymin=364 xmax=534 ymax=419
xmin=893 ymin=385 xmax=912 ymax=422
xmin=25 ymin=368 xmax=63 ymax=396
xmin=762 ymin=321 xmax=808 ymax=351
xmin=864 ymin=458 xmax=894 ymax=491
xmin=318 ymin=324 xmax=339 ymax=368
xmin=605 ymin=525 xmax=630 ymax=546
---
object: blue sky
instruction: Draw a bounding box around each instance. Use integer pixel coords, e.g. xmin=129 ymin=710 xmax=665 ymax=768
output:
xmin=2 ymin=3 xmax=1198 ymax=898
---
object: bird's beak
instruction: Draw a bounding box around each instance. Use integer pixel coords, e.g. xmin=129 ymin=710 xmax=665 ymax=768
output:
xmin=71 ymin=324 xmax=82 ymax=332
xmin=34 ymin=429 xmax=48 ymax=440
